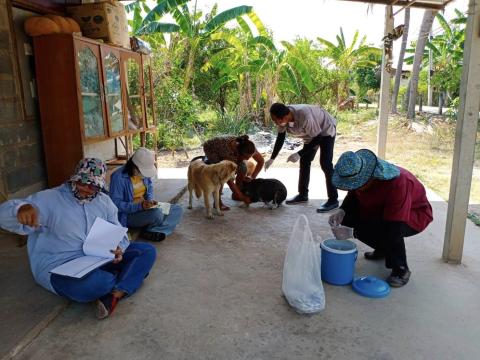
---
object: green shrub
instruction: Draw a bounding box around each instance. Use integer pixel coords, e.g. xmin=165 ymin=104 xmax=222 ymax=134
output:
xmin=154 ymin=76 xmax=202 ymax=151
xmin=445 ymin=97 xmax=459 ymax=122
xmin=204 ymin=111 xmax=255 ymax=138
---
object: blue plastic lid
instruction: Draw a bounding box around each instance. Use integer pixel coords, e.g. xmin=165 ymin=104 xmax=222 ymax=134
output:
xmin=352 ymin=276 xmax=391 ymax=298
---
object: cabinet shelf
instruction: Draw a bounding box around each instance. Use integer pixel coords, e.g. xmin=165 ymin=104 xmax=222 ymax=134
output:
xmin=33 ymin=33 xmax=157 ymax=187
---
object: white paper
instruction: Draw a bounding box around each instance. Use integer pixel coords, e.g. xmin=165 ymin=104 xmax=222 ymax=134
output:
xmin=83 ymin=218 xmax=128 ymax=259
xmin=154 ymin=202 xmax=171 ymax=215
xmin=50 ymin=218 xmax=128 ymax=278
xmin=50 ymin=256 xmax=112 ymax=278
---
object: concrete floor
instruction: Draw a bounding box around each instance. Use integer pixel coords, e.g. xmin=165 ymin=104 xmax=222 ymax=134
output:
xmin=7 ymin=168 xmax=480 ymax=360
xmin=0 ymin=176 xmax=184 ymax=359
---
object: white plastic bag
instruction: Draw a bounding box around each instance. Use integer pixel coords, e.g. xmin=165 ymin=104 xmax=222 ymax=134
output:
xmin=282 ymin=215 xmax=325 ymax=314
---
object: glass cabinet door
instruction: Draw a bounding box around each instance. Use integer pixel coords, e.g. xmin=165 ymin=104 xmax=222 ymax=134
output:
xmin=76 ymin=42 xmax=107 ymax=140
xmin=121 ymin=54 xmax=145 ymax=132
xmin=101 ymin=48 xmax=124 ymax=135
xmin=142 ymin=56 xmax=156 ymax=129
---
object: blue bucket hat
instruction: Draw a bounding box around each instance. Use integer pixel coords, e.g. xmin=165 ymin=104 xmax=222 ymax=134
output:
xmin=332 ymin=149 xmax=400 ymax=191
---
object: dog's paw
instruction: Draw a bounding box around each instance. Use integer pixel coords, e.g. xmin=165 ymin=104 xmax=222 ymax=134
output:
xmin=216 ymin=211 xmax=224 ymax=216
xmin=206 ymin=213 xmax=214 ymax=219
xmin=187 ymin=205 xmax=192 ymax=209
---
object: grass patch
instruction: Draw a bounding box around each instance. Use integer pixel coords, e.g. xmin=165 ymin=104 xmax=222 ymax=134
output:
xmin=468 ymin=212 xmax=480 ymax=226
xmin=337 ymin=111 xmax=480 ymax=206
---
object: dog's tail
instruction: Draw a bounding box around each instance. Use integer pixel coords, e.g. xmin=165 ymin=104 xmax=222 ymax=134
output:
xmin=190 ymin=155 xmax=206 ymax=163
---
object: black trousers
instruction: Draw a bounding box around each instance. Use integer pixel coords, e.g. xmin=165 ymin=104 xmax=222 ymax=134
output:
xmin=342 ymin=206 xmax=418 ymax=269
xmin=298 ymin=135 xmax=338 ymax=201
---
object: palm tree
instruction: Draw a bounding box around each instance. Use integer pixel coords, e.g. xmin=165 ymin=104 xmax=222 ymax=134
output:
xmin=131 ymin=0 xmax=256 ymax=91
xmin=391 ymin=8 xmax=410 ymax=113
xmin=405 ymin=10 xmax=465 ymax=116
xmin=317 ymin=28 xmax=381 ymax=106
xmin=407 ymin=10 xmax=438 ymax=120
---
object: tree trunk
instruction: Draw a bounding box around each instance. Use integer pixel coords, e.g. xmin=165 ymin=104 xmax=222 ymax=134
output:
xmin=183 ymin=42 xmax=197 ymax=91
xmin=404 ymin=80 xmax=411 ymax=112
xmin=438 ymin=92 xmax=444 ymax=115
xmin=407 ymin=9 xmax=438 ymax=120
xmin=391 ymin=8 xmax=410 ymax=113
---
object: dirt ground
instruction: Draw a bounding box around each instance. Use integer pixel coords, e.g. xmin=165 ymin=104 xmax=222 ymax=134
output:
xmin=155 ymin=132 xmax=372 ymax=170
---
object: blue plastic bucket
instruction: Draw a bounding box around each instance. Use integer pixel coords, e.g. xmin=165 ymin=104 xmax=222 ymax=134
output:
xmin=320 ymin=239 xmax=358 ymax=285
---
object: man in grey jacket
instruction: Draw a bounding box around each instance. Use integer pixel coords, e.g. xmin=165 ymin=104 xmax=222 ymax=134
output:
xmin=264 ymin=103 xmax=338 ymax=212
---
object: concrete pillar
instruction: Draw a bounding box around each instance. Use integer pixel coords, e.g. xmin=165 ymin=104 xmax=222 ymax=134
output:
xmin=376 ymin=5 xmax=393 ymax=158
xmin=443 ymin=0 xmax=480 ymax=263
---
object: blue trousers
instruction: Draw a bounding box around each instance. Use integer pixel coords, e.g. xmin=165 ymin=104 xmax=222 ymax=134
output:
xmin=50 ymin=242 xmax=156 ymax=302
xmin=127 ymin=204 xmax=183 ymax=236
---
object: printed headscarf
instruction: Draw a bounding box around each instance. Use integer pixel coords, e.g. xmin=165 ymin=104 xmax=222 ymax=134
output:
xmin=69 ymin=158 xmax=107 ymax=203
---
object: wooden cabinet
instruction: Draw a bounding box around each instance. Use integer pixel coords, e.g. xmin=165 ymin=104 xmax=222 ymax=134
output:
xmin=33 ymin=34 xmax=156 ymax=187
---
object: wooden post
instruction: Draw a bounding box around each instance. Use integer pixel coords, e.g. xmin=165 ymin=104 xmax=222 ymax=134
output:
xmin=443 ymin=0 xmax=480 ymax=263
xmin=376 ymin=5 xmax=393 ymax=158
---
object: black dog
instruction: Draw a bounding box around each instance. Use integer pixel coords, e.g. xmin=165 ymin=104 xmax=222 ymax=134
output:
xmin=241 ymin=178 xmax=287 ymax=209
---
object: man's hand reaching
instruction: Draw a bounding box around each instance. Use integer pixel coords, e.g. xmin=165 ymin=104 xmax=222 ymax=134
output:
xmin=264 ymin=158 xmax=274 ymax=171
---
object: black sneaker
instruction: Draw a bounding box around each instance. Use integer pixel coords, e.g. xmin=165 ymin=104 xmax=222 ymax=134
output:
xmin=285 ymin=194 xmax=308 ymax=205
xmin=387 ymin=267 xmax=411 ymax=287
xmin=141 ymin=231 xmax=166 ymax=242
xmin=96 ymin=294 xmax=119 ymax=319
xmin=364 ymin=250 xmax=385 ymax=260
xmin=316 ymin=200 xmax=339 ymax=213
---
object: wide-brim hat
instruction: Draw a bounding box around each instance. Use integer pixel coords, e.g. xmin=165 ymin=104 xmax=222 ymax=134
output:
xmin=332 ymin=149 xmax=400 ymax=191
xmin=132 ymin=147 xmax=157 ymax=178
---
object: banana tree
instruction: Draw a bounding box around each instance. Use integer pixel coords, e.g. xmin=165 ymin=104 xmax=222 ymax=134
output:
xmin=207 ymin=33 xmax=315 ymax=124
xmin=317 ymin=28 xmax=381 ymax=106
xmin=253 ymin=36 xmax=315 ymax=122
xmin=204 ymin=15 xmax=267 ymax=117
xmin=132 ymin=0 xmax=256 ymax=91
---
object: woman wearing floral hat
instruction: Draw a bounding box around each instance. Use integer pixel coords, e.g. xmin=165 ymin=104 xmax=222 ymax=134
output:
xmin=328 ymin=149 xmax=433 ymax=287
xmin=0 ymin=158 xmax=157 ymax=319
xmin=109 ymin=147 xmax=184 ymax=242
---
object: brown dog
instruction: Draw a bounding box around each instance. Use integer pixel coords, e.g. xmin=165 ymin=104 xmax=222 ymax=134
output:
xmin=187 ymin=159 xmax=237 ymax=219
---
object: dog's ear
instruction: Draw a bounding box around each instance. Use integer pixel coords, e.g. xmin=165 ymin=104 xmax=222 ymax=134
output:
xmin=220 ymin=164 xmax=232 ymax=180
xmin=228 ymin=162 xmax=237 ymax=174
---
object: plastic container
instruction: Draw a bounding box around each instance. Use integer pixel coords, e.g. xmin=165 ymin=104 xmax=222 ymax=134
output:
xmin=320 ymin=239 xmax=357 ymax=285
xmin=352 ymin=276 xmax=391 ymax=298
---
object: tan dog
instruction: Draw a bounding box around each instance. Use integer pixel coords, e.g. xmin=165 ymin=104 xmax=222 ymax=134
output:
xmin=187 ymin=159 xmax=237 ymax=219
xmin=246 ymin=159 xmax=256 ymax=177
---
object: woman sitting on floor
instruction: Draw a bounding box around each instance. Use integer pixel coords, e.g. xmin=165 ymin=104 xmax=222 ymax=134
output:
xmin=0 ymin=158 xmax=157 ymax=319
xmin=109 ymin=147 xmax=184 ymax=242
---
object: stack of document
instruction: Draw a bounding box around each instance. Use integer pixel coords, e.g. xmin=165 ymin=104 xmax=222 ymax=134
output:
xmin=154 ymin=202 xmax=171 ymax=215
xmin=50 ymin=218 xmax=128 ymax=278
